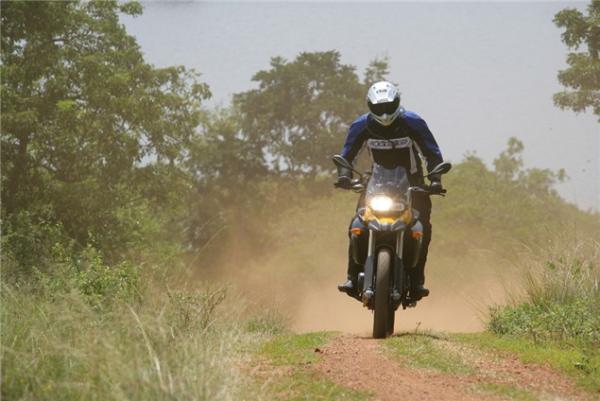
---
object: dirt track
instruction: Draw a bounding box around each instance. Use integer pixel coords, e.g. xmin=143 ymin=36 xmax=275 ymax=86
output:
xmin=313 ymin=334 xmax=594 ymax=401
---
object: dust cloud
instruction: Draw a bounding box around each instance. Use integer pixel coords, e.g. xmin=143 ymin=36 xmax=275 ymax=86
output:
xmin=202 ymin=195 xmax=517 ymax=335
xmin=288 ymin=252 xmax=511 ymax=334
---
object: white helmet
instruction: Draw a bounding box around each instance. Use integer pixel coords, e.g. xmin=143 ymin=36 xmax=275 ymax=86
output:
xmin=367 ymin=81 xmax=402 ymax=126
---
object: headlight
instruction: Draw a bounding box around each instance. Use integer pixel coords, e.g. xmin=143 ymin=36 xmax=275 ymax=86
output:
xmin=369 ymin=196 xmax=406 ymax=213
xmin=370 ymin=195 xmax=394 ymax=212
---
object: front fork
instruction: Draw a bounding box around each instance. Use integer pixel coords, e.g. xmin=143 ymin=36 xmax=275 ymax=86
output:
xmin=361 ymin=230 xmax=405 ymax=307
xmin=361 ymin=230 xmax=376 ymax=305
xmin=392 ymin=232 xmax=405 ymax=303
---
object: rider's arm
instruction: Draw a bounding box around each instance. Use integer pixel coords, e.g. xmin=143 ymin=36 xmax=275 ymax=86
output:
xmin=341 ymin=115 xmax=369 ymax=164
xmin=404 ymin=111 xmax=443 ymax=174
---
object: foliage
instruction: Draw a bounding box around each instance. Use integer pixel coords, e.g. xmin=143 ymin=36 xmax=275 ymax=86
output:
xmin=165 ymin=287 xmax=227 ymax=335
xmin=1 ymin=1 xmax=209 ymax=263
xmin=0 ymin=278 xmax=279 ymax=401
xmin=183 ymin=109 xmax=271 ymax=250
xmin=489 ymin=300 xmax=599 ymax=345
xmin=234 ymin=51 xmax=387 ymax=177
xmin=553 ymin=0 xmax=600 ymax=120
xmin=488 ymin=241 xmax=600 ymax=347
xmin=435 ymin=137 xmax=593 ymax=254
xmin=3 ymin=235 xmax=141 ymax=308
xmin=457 ymin=332 xmax=600 ymax=392
xmin=363 ymin=56 xmax=390 ymax=86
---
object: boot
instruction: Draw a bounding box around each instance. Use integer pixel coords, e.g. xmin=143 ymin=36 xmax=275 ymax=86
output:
xmin=339 ymin=250 xmax=362 ymax=296
xmin=409 ymin=271 xmax=429 ymax=301
xmin=409 ymin=284 xmax=429 ymax=301
xmin=337 ymin=277 xmax=355 ymax=295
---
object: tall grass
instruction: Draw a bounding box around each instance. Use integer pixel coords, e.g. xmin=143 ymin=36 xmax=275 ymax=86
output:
xmin=1 ymin=258 xmax=283 ymax=401
xmin=488 ymin=240 xmax=600 ymax=347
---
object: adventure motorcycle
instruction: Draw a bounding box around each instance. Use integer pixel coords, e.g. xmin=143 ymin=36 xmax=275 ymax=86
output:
xmin=332 ymin=155 xmax=451 ymax=338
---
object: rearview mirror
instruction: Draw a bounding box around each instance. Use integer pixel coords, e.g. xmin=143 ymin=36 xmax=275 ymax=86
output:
xmin=426 ymin=162 xmax=452 ymax=177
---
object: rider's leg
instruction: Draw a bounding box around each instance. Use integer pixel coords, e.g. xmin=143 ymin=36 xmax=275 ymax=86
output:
xmin=337 ymin=244 xmax=362 ymax=294
xmin=338 ymin=215 xmax=368 ymax=295
xmin=411 ymin=193 xmax=432 ymax=299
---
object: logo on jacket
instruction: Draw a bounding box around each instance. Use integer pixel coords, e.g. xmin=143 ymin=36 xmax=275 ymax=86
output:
xmin=367 ymin=137 xmax=412 ymax=150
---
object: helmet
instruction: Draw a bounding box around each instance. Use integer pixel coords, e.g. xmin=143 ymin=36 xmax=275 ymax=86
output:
xmin=367 ymin=81 xmax=402 ymax=126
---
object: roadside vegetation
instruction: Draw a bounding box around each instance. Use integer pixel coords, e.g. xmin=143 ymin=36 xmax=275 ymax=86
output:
xmin=480 ymin=241 xmax=600 ymax=392
xmin=258 ymin=332 xmax=368 ymax=401
xmin=2 ymin=1 xmax=599 ymax=400
xmin=1 ymin=252 xmax=289 ymax=401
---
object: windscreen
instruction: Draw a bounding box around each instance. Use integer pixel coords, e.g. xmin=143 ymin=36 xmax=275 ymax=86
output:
xmin=366 ymin=163 xmax=410 ymax=199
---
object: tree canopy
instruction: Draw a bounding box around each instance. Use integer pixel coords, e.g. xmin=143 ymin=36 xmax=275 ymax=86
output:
xmin=1 ymin=1 xmax=210 ymax=261
xmin=234 ymin=52 xmax=388 ymax=177
xmin=553 ymin=0 xmax=600 ymax=120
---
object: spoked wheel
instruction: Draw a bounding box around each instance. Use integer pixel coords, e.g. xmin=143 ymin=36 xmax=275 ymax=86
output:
xmin=373 ymin=249 xmax=394 ymax=338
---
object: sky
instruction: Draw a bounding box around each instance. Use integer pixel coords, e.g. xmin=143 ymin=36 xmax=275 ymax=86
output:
xmin=121 ymin=1 xmax=599 ymax=210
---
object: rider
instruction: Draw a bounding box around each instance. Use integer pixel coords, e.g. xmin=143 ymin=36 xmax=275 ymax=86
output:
xmin=335 ymin=81 xmax=444 ymax=301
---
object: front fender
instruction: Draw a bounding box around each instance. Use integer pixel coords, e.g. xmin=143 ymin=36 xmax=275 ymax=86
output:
xmin=368 ymin=220 xmax=406 ymax=232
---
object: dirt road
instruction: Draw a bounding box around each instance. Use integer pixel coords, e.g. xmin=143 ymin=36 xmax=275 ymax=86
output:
xmin=311 ymin=334 xmax=594 ymax=401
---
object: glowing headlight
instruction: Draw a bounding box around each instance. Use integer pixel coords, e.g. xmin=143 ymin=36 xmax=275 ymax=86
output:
xmin=370 ymin=195 xmax=394 ymax=212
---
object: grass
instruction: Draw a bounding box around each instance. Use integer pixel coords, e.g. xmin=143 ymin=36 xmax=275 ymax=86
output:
xmin=474 ymin=382 xmax=538 ymax=401
xmin=455 ymin=332 xmax=600 ymax=393
xmin=385 ymin=332 xmax=476 ymax=375
xmin=478 ymin=240 xmax=600 ymax=394
xmin=258 ymin=332 xmax=369 ymax=401
xmin=268 ymin=371 xmax=367 ymax=401
xmin=260 ymin=332 xmax=333 ymax=366
xmin=1 ymin=279 xmax=280 ymax=401
xmin=488 ymin=240 xmax=600 ymax=347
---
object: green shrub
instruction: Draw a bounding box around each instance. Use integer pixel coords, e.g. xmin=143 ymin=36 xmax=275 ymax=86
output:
xmin=489 ymin=300 xmax=600 ymax=345
xmin=21 ymin=245 xmax=142 ymax=308
xmin=0 ymin=210 xmax=74 ymax=279
xmin=488 ymin=241 xmax=600 ymax=347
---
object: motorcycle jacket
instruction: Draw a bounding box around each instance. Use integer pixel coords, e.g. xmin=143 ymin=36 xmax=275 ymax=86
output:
xmin=340 ymin=111 xmax=443 ymax=178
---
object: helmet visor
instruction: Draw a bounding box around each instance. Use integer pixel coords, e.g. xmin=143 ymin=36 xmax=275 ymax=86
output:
xmin=368 ymin=98 xmax=400 ymax=116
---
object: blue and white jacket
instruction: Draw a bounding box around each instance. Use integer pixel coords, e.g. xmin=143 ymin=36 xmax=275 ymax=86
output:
xmin=340 ymin=111 xmax=443 ymax=177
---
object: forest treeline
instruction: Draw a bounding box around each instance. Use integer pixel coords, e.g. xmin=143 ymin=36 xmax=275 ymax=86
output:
xmin=2 ymin=2 xmax=600 ymax=400
xmin=2 ymin=1 xmax=599 ymax=279
xmin=2 ymin=1 xmax=598 ymax=281
xmin=1 ymin=1 xmax=390 ymax=277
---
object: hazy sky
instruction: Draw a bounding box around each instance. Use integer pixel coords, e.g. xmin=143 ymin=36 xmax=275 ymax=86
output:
xmin=122 ymin=1 xmax=599 ymax=210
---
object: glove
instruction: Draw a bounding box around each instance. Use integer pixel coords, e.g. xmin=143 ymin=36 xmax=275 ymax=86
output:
xmin=334 ymin=175 xmax=353 ymax=189
xmin=429 ymin=180 xmax=443 ymax=194
xmin=334 ymin=166 xmax=353 ymax=189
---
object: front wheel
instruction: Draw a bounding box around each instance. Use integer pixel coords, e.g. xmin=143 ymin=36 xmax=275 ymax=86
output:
xmin=373 ymin=249 xmax=394 ymax=338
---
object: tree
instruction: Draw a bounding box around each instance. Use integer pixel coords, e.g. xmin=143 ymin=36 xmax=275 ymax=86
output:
xmin=234 ymin=51 xmax=388 ymax=177
xmin=364 ymin=56 xmax=390 ymax=87
xmin=493 ymin=137 xmax=524 ymax=181
xmin=553 ymin=0 xmax=600 ymax=120
xmin=1 ymin=1 xmax=210 ymax=261
xmin=184 ymin=109 xmax=269 ymax=249
xmin=493 ymin=137 xmax=565 ymax=196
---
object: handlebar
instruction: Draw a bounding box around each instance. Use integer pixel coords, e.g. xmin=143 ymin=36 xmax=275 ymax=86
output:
xmin=409 ymin=185 xmax=447 ymax=196
xmin=335 ymin=181 xmax=446 ymax=196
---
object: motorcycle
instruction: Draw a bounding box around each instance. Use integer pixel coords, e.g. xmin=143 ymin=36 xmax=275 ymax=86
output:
xmin=332 ymin=154 xmax=451 ymax=338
